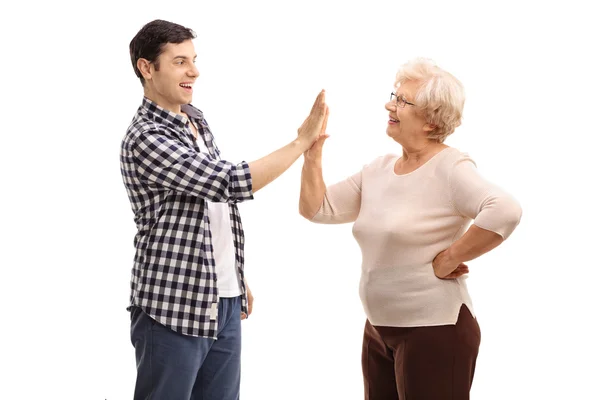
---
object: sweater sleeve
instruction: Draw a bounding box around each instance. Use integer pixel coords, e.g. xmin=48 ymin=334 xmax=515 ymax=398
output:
xmin=449 ymin=155 xmax=522 ymax=239
xmin=311 ymin=170 xmax=362 ymax=224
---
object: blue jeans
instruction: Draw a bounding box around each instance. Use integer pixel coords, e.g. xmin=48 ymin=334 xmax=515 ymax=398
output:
xmin=130 ymin=296 xmax=242 ymax=400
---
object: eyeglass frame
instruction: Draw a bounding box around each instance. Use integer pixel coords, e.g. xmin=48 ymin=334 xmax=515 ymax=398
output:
xmin=390 ymin=92 xmax=416 ymax=109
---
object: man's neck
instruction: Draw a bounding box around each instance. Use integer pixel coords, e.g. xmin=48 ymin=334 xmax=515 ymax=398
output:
xmin=144 ymin=91 xmax=182 ymax=115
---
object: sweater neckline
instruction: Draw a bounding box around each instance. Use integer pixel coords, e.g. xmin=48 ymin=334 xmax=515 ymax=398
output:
xmin=390 ymin=147 xmax=452 ymax=177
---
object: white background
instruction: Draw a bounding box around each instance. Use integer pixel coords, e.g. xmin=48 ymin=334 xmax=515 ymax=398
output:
xmin=1 ymin=0 xmax=599 ymax=399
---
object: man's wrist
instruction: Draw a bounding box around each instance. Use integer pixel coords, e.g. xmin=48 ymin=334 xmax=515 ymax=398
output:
xmin=293 ymin=137 xmax=311 ymax=152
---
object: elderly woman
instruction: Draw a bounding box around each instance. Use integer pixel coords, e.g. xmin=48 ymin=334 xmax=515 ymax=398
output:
xmin=299 ymin=58 xmax=522 ymax=399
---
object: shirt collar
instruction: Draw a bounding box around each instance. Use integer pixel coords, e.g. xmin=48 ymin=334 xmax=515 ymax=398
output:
xmin=141 ymin=97 xmax=190 ymax=129
xmin=181 ymin=103 xmax=204 ymax=121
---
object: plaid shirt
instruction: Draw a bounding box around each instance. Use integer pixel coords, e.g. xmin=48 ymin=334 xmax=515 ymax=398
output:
xmin=120 ymin=97 xmax=254 ymax=338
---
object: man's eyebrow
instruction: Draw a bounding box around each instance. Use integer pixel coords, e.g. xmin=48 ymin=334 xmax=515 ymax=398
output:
xmin=173 ymin=55 xmax=198 ymax=60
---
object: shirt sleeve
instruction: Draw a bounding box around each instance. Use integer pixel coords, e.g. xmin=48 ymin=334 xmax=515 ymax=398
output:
xmin=311 ymin=171 xmax=362 ymax=224
xmin=133 ymin=130 xmax=253 ymax=203
xmin=449 ymin=155 xmax=522 ymax=239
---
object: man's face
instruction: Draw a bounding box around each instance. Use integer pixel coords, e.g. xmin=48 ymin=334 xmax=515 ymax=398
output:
xmin=142 ymin=39 xmax=199 ymax=113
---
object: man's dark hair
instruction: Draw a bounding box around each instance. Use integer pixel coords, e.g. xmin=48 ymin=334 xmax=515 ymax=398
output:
xmin=129 ymin=19 xmax=196 ymax=86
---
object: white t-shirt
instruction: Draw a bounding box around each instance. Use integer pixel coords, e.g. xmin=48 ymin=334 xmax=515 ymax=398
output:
xmin=194 ymin=129 xmax=242 ymax=298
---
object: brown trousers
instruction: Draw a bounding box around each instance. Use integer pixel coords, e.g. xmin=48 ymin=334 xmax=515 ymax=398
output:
xmin=362 ymin=304 xmax=481 ymax=400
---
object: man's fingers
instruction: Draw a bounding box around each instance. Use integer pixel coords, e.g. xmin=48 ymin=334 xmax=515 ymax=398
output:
xmin=321 ymin=105 xmax=329 ymax=135
xmin=310 ymin=89 xmax=326 ymax=114
xmin=305 ymin=91 xmax=327 ymax=131
xmin=310 ymin=90 xmax=322 ymax=113
xmin=315 ymin=92 xmax=327 ymax=119
xmin=311 ymin=103 xmax=327 ymax=133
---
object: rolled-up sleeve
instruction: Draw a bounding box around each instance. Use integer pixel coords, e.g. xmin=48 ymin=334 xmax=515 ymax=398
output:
xmin=133 ymin=131 xmax=253 ymax=203
xmin=311 ymin=171 xmax=362 ymax=224
xmin=449 ymin=156 xmax=522 ymax=239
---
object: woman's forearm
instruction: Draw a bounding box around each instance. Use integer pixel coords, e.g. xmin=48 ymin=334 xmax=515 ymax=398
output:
xmin=299 ymin=159 xmax=326 ymax=220
xmin=448 ymin=224 xmax=504 ymax=263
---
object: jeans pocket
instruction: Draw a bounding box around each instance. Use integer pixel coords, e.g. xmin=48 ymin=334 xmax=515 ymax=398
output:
xmin=130 ymin=306 xmax=141 ymax=322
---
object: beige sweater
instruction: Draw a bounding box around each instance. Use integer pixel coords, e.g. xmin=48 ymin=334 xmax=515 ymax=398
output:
xmin=311 ymin=147 xmax=522 ymax=327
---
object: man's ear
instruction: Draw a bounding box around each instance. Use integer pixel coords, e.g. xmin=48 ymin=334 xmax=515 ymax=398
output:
xmin=137 ymin=58 xmax=153 ymax=81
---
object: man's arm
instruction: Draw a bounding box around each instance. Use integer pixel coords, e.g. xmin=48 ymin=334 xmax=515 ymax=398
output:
xmin=134 ymin=91 xmax=328 ymax=201
xmin=241 ymin=277 xmax=253 ymax=320
xmin=248 ymin=139 xmax=309 ymax=193
xmin=133 ymin=132 xmax=254 ymax=203
xmin=249 ymin=90 xmax=328 ymax=193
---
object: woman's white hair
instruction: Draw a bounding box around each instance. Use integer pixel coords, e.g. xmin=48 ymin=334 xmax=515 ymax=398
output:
xmin=395 ymin=58 xmax=465 ymax=143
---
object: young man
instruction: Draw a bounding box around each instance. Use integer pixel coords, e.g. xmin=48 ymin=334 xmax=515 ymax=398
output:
xmin=121 ymin=19 xmax=327 ymax=400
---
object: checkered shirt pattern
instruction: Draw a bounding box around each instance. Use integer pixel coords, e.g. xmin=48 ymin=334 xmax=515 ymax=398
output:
xmin=120 ymin=97 xmax=254 ymax=338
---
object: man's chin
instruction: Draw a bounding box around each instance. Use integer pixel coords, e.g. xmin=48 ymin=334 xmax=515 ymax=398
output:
xmin=182 ymin=95 xmax=193 ymax=105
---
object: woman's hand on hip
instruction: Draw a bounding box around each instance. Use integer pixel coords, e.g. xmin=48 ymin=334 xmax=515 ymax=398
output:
xmin=432 ymin=249 xmax=469 ymax=279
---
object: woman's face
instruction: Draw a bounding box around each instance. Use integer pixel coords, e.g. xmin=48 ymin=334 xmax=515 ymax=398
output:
xmin=385 ymin=80 xmax=430 ymax=142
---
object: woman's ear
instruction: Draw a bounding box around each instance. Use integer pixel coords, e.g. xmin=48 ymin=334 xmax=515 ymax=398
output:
xmin=423 ymin=123 xmax=437 ymax=133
